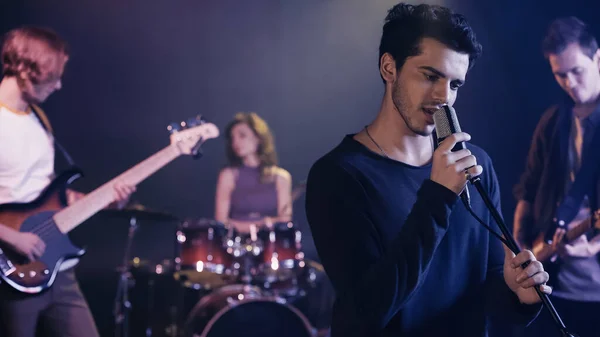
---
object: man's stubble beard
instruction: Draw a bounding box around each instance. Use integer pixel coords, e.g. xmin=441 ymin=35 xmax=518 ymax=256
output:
xmin=391 ymin=81 xmax=431 ymax=137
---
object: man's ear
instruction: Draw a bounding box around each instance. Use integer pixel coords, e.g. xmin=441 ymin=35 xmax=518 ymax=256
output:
xmin=380 ymin=53 xmax=398 ymax=84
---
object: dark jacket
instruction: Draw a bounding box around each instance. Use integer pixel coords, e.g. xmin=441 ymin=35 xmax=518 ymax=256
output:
xmin=514 ymin=96 xmax=600 ymax=259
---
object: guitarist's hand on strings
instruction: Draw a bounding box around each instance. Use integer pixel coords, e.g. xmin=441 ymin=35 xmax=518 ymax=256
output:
xmin=550 ymin=227 xmax=567 ymax=254
xmin=12 ymin=232 xmax=45 ymax=262
xmin=66 ymin=189 xmax=85 ymax=205
xmin=111 ymin=182 xmax=136 ymax=210
xmin=550 ymin=210 xmax=600 ymax=258
xmin=66 ymin=182 xmax=136 ymax=210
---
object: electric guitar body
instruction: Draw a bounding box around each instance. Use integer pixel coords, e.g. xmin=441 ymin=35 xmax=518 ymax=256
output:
xmin=0 ymin=168 xmax=84 ymax=293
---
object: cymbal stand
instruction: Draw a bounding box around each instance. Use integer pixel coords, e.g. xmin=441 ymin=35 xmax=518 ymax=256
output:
xmin=113 ymin=216 xmax=138 ymax=337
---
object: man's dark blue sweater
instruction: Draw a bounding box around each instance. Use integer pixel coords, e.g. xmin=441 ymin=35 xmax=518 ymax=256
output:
xmin=305 ymin=135 xmax=541 ymax=337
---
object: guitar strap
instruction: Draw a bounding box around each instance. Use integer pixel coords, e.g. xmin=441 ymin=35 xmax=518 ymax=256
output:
xmin=30 ymin=104 xmax=77 ymax=168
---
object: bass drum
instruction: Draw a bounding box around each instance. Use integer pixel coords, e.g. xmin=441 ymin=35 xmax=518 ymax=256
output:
xmin=182 ymin=284 xmax=315 ymax=337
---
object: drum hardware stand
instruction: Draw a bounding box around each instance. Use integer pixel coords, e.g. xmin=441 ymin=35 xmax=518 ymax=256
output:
xmin=242 ymin=224 xmax=260 ymax=284
xmin=239 ymin=248 xmax=255 ymax=285
xmin=113 ymin=216 xmax=139 ymax=337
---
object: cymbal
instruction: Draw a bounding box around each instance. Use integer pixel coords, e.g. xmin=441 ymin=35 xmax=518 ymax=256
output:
xmin=98 ymin=204 xmax=179 ymax=222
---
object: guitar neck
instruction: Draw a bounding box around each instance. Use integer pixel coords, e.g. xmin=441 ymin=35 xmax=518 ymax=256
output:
xmin=53 ymin=145 xmax=181 ymax=233
xmin=565 ymin=217 xmax=592 ymax=242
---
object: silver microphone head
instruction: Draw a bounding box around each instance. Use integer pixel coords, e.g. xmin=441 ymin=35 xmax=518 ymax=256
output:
xmin=433 ymin=105 xmax=461 ymax=140
xmin=433 ymin=105 xmax=472 ymax=205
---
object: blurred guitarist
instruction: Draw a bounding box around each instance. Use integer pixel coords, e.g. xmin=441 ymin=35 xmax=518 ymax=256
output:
xmin=513 ymin=16 xmax=600 ymax=337
xmin=0 ymin=26 xmax=135 ymax=337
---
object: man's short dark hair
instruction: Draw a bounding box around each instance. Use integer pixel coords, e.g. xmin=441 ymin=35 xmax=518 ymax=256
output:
xmin=542 ymin=16 xmax=598 ymax=59
xmin=378 ymin=3 xmax=482 ymax=83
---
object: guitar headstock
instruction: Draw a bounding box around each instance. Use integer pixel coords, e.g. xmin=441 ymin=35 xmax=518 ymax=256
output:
xmin=167 ymin=115 xmax=220 ymax=155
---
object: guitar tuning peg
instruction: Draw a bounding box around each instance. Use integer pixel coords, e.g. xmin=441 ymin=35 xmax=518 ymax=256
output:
xmin=167 ymin=122 xmax=181 ymax=134
xmin=186 ymin=117 xmax=199 ymax=127
xmin=180 ymin=121 xmax=187 ymax=129
xmin=187 ymin=115 xmax=205 ymax=127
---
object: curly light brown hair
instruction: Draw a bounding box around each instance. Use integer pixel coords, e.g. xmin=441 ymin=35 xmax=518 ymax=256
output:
xmin=1 ymin=26 xmax=69 ymax=84
xmin=225 ymin=112 xmax=278 ymax=182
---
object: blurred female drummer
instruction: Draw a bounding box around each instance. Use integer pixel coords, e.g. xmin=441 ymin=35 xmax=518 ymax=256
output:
xmin=214 ymin=112 xmax=292 ymax=233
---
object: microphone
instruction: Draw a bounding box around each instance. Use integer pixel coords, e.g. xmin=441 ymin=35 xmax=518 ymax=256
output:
xmin=432 ymin=105 xmax=471 ymax=207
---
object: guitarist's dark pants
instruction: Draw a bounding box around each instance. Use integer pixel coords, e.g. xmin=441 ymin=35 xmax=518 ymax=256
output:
xmin=0 ymin=268 xmax=99 ymax=337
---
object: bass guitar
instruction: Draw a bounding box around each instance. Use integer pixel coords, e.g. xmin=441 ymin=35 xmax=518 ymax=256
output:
xmin=0 ymin=117 xmax=218 ymax=294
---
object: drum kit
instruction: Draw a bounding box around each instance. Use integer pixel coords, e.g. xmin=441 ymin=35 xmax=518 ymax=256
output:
xmin=111 ymin=210 xmax=327 ymax=337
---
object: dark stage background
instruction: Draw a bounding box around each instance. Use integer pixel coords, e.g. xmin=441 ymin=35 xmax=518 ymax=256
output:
xmin=1 ymin=0 xmax=599 ymax=335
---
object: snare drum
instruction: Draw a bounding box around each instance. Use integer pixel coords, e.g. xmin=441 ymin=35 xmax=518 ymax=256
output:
xmin=255 ymin=222 xmax=304 ymax=284
xmin=176 ymin=219 xmax=233 ymax=289
xmin=182 ymin=284 xmax=314 ymax=337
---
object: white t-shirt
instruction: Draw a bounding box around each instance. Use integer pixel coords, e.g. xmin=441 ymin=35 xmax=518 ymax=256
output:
xmin=0 ymin=105 xmax=55 ymax=204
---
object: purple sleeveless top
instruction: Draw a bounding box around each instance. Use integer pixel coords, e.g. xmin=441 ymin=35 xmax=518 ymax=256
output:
xmin=229 ymin=165 xmax=278 ymax=221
